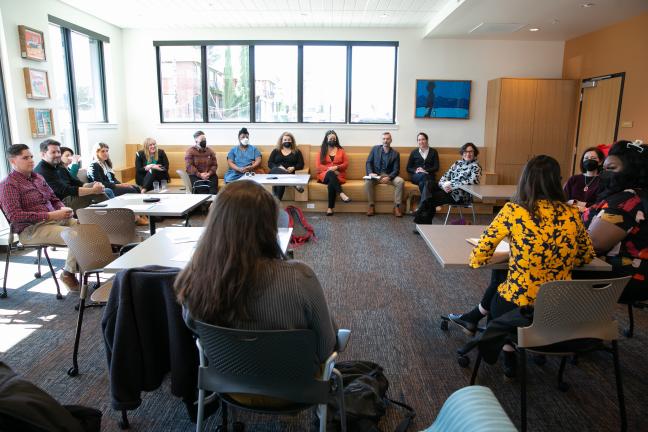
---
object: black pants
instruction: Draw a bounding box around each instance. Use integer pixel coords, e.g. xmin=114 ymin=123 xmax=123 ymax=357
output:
xmin=321 ymin=171 xmax=342 ymax=208
xmin=140 ymin=170 xmax=169 ymax=191
xmin=425 ymin=189 xmax=457 ymax=219
xmin=109 ymin=184 xmax=140 ymax=196
xmin=269 ymin=167 xmax=289 ymax=200
xmin=189 ymin=175 xmax=219 ymax=194
xmin=410 ymin=172 xmax=435 ymax=202
xmin=479 ymin=269 xmax=509 ymax=312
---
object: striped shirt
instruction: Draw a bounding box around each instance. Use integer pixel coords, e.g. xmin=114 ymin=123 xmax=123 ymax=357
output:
xmin=0 ymin=170 xmax=63 ymax=233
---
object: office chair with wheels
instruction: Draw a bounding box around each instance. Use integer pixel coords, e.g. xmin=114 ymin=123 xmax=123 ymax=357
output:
xmin=470 ymin=277 xmax=630 ymax=432
xmin=189 ymin=317 xmax=350 ymax=432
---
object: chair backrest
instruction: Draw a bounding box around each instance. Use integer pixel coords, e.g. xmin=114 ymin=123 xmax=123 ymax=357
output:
xmin=60 ymin=224 xmax=115 ymax=273
xmin=517 ymin=277 xmax=631 ymax=348
xmin=77 ymin=168 xmax=89 ymax=183
xmin=76 ymin=208 xmax=138 ymax=246
xmin=191 ymin=318 xmax=329 ymax=404
xmin=176 ymin=169 xmax=193 ymax=194
xmin=0 ymin=205 xmax=15 ymax=244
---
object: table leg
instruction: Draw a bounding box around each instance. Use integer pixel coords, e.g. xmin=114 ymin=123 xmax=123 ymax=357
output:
xmin=149 ymin=217 xmax=156 ymax=235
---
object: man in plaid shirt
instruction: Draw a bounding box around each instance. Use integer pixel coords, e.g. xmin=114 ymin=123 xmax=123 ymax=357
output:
xmin=0 ymin=144 xmax=79 ymax=290
xmin=184 ymin=130 xmax=218 ymax=194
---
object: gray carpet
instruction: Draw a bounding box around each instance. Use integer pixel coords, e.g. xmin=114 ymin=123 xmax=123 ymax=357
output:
xmin=1 ymin=212 xmax=647 ymax=431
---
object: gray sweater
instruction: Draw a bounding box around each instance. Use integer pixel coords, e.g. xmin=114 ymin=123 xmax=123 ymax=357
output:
xmin=228 ymin=259 xmax=337 ymax=366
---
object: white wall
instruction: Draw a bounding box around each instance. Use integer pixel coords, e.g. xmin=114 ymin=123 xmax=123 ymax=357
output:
xmin=0 ymin=0 xmax=127 ymax=167
xmin=122 ymin=27 xmax=565 ymax=154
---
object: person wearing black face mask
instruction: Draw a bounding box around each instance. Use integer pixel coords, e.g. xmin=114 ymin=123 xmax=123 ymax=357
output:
xmin=583 ymin=140 xmax=648 ymax=304
xmin=563 ymin=147 xmax=605 ymax=210
xmin=268 ymin=132 xmax=305 ymax=200
xmin=316 ymin=130 xmax=351 ymax=216
xmin=185 ymin=130 xmax=218 ymax=194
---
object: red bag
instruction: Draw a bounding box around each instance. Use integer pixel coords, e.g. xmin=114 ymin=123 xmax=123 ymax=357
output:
xmin=284 ymin=206 xmax=316 ymax=246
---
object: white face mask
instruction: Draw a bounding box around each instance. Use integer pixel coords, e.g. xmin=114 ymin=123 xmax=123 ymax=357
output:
xmin=240 ymin=138 xmax=249 ymax=146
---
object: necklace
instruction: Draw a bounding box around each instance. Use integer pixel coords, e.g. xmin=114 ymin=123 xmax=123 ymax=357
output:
xmin=583 ymin=174 xmax=598 ymax=192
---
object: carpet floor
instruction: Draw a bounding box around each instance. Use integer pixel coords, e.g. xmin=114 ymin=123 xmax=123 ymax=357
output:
xmin=1 ymin=212 xmax=647 ymax=431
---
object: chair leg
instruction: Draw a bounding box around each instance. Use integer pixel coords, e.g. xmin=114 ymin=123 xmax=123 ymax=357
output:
xmin=444 ymin=206 xmax=452 ymax=225
xmin=332 ymin=368 xmax=346 ymax=432
xmin=196 ymin=388 xmax=205 ymax=432
xmin=221 ymin=402 xmax=229 ymax=432
xmin=34 ymin=247 xmax=43 ymax=277
xmin=470 ymin=351 xmax=482 ymax=385
xmin=68 ymin=272 xmax=85 ymax=377
xmin=520 ymin=348 xmax=527 ymax=432
xmin=42 ymin=247 xmax=63 ymax=300
xmin=557 ymin=357 xmax=569 ymax=391
xmin=624 ymin=304 xmax=634 ymax=338
xmin=2 ymin=243 xmax=11 ymax=298
xmin=611 ymin=340 xmax=627 ymax=432
xmin=470 ymin=204 xmax=477 ymax=224
xmin=119 ymin=410 xmax=130 ymax=429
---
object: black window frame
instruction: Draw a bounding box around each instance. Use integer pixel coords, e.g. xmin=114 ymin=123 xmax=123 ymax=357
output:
xmin=48 ymin=15 xmax=109 ymax=153
xmin=154 ymin=40 xmax=398 ymax=125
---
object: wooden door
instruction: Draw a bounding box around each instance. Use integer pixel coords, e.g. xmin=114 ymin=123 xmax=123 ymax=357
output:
xmin=532 ymin=80 xmax=579 ymax=177
xmin=496 ymin=79 xmax=537 ymax=165
xmin=573 ymin=76 xmax=623 ymax=173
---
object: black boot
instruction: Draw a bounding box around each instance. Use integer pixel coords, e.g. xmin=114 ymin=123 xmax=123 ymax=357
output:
xmin=503 ymin=351 xmax=517 ymax=378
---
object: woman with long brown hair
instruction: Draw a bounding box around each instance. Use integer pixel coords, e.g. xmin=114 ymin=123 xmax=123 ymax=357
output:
xmin=316 ymin=130 xmax=350 ymax=216
xmin=175 ymin=180 xmax=336 ymax=368
xmin=268 ymin=132 xmax=305 ymax=200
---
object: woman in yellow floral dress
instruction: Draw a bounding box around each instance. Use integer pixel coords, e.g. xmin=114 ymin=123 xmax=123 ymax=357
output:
xmin=448 ymin=155 xmax=595 ymax=375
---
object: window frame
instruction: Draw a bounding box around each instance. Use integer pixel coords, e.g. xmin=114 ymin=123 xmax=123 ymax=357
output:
xmin=48 ymin=15 xmax=109 ymax=152
xmin=154 ymin=40 xmax=398 ymax=125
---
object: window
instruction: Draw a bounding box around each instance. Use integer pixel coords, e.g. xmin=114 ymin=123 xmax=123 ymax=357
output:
xmin=254 ymin=46 xmax=297 ymax=122
xmin=155 ymin=41 xmax=398 ymax=124
xmin=48 ymin=16 xmax=108 ymax=152
xmin=303 ymin=46 xmax=346 ymax=123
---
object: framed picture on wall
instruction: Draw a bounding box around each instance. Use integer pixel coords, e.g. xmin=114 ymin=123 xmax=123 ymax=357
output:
xmin=28 ymin=108 xmax=55 ymax=138
xmin=415 ymin=79 xmax=471 ymax=119
xmin=18 ymin=25 xmax=46 ymax=61
xmin=23 ymin=67 xmax=50 ymax=99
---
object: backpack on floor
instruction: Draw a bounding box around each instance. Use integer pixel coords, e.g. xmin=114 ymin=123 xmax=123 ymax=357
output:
xmin=327 ymin=361 xmax=415 ymax=432
xmin=413 ymin=198 xmax=434 ymax=225
xmin=285 ymin=205 xmax=316 ymax=246
xmin=192 ymin=180 xmax=211 ymax=194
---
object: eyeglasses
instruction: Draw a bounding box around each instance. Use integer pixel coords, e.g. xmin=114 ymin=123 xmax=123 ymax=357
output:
xmin=626 ymin=141 xmax=645 ymax=153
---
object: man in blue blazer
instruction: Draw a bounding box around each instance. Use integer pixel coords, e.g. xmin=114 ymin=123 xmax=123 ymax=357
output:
xmin=364 ymin=132 xmax=404 ymax=217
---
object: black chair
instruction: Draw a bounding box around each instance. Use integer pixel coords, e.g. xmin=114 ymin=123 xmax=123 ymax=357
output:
xmin=470 ymin=277 xmax=630 ymax=432
xmin=190 ymin=318 xmax=350 ymax=432
xmin=1 ymin=206 xmax=63 ymax=299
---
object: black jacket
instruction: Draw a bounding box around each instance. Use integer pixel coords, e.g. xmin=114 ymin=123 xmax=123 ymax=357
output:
xmin=365 ymin=145 xmax=400 ymax=179
xmin=34 ymin=160 xmax=83 ymax=200
xmin=406 ymin=148 xmax=439 ymax=177
xmin=135 ymin=150 xmax=170 ymax=186
xmin=101 ymin=266 xmax=198 ymax=415
xmin=87 ymin=162 xmax=121 ymax=188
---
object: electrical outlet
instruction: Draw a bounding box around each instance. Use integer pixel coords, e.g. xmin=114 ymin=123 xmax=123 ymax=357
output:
xmin=307 ymin=203 xmax=315 ymax=209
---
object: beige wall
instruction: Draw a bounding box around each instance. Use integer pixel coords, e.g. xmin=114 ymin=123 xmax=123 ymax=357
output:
xmin=563 ymin=12 xmax=648 ymax=142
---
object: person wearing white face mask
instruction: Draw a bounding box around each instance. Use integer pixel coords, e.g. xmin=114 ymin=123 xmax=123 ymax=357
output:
xmin=224 ymin=128 xmax=262 ymax=183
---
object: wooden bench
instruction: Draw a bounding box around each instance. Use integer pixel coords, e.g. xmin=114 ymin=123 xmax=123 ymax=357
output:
xmin=115 ymin=144 xmax=496 ymax=214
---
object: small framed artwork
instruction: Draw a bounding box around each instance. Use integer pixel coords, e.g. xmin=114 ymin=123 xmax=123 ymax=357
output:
xmin=415 ymin=79 xmax=472 ymax=119
xmin=18 ymin=25 xmax=46 ymax=61
xmin=23 ymin=67 xmax=50 ymax=99
xmin=28 ymin=108 xmax=55 ymax=138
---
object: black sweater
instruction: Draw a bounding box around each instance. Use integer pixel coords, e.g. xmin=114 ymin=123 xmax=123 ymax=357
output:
xmin=87 ymin=162 xmax=120 ymax=188
xmin=34 ymin=160 xmax=83 ymax=200
xmin=268 ymin=149 xmax=305 ymax=171
xmin=406 ymin=148 xmax=439 ymax=177
xmin=135 ymin=149 xmax=170 ymax=186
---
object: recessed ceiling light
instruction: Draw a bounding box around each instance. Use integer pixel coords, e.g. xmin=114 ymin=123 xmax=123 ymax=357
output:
xmin=529 ymin=27 xmax=540 ymax=32
xmin=581 ymin=2 xmax=595 ymax=7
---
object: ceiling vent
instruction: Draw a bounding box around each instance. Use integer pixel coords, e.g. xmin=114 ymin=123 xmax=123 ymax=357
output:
xmin=469 ymin=22 xmax=526 ymax=34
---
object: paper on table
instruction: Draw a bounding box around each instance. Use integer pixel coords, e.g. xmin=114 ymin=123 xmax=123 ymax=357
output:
xmin=120 ymin=195 xmax=147 ymax=201
xmin=168 ymin=231 xmax=203 ymax=244
xmin=127 ymin=204 xmax=155 ymax=212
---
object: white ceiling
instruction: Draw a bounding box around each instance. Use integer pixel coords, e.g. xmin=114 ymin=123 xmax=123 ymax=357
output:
xmin=59 ymin=0 xmax=648 ymax=40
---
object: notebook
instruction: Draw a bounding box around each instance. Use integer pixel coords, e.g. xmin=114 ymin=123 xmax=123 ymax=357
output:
xmin=466 ymin=238 xmax=509 ymax=264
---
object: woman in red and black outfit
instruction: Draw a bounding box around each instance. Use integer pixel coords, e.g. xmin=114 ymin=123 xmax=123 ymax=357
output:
xmin=316 ymin=130 xmax=350 ymax=216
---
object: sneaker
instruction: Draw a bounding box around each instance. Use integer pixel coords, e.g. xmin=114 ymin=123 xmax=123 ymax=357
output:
xmin=60 ymin=271 xmax=80 ymax=291
xmin=448 ymin=313 xmax=477 ymax=336
xmin=136 ymin=215 xmax=149 ymax=226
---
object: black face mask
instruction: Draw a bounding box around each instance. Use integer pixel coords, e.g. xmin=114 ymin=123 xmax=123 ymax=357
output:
xmin=282 ymin=142 xmax=292 ymax=148
xmin=327 ymin=140 xmax=337 ymax=147
xmin=198 ymin=140 xmax=207 ymax=148
xmin=599 ymin=170 xmax=632 ymax=195
xmin=583 ymin=159 xmax=599 ymax=172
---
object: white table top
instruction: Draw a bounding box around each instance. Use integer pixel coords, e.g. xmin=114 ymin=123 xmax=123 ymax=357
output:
xmin=239 ymin=174 xmax=311 ymax=186
xmin=104 ymin=227 xmax=293 ymax=273
xmin=416 ymin=224 xmax=611 ymax=271
xmin=92 ymin=193 xmax=210 ymax=217
xmin=458 ymin=185 xmax=517 ymax=201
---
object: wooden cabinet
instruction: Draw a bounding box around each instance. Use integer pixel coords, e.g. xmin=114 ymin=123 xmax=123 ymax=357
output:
xmin=484 ymin=78 xmax=578 ymax=185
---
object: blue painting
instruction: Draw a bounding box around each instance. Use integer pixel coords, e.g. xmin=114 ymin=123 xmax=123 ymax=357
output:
xmin=415 ymin=80 xmax=471 ymax=119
